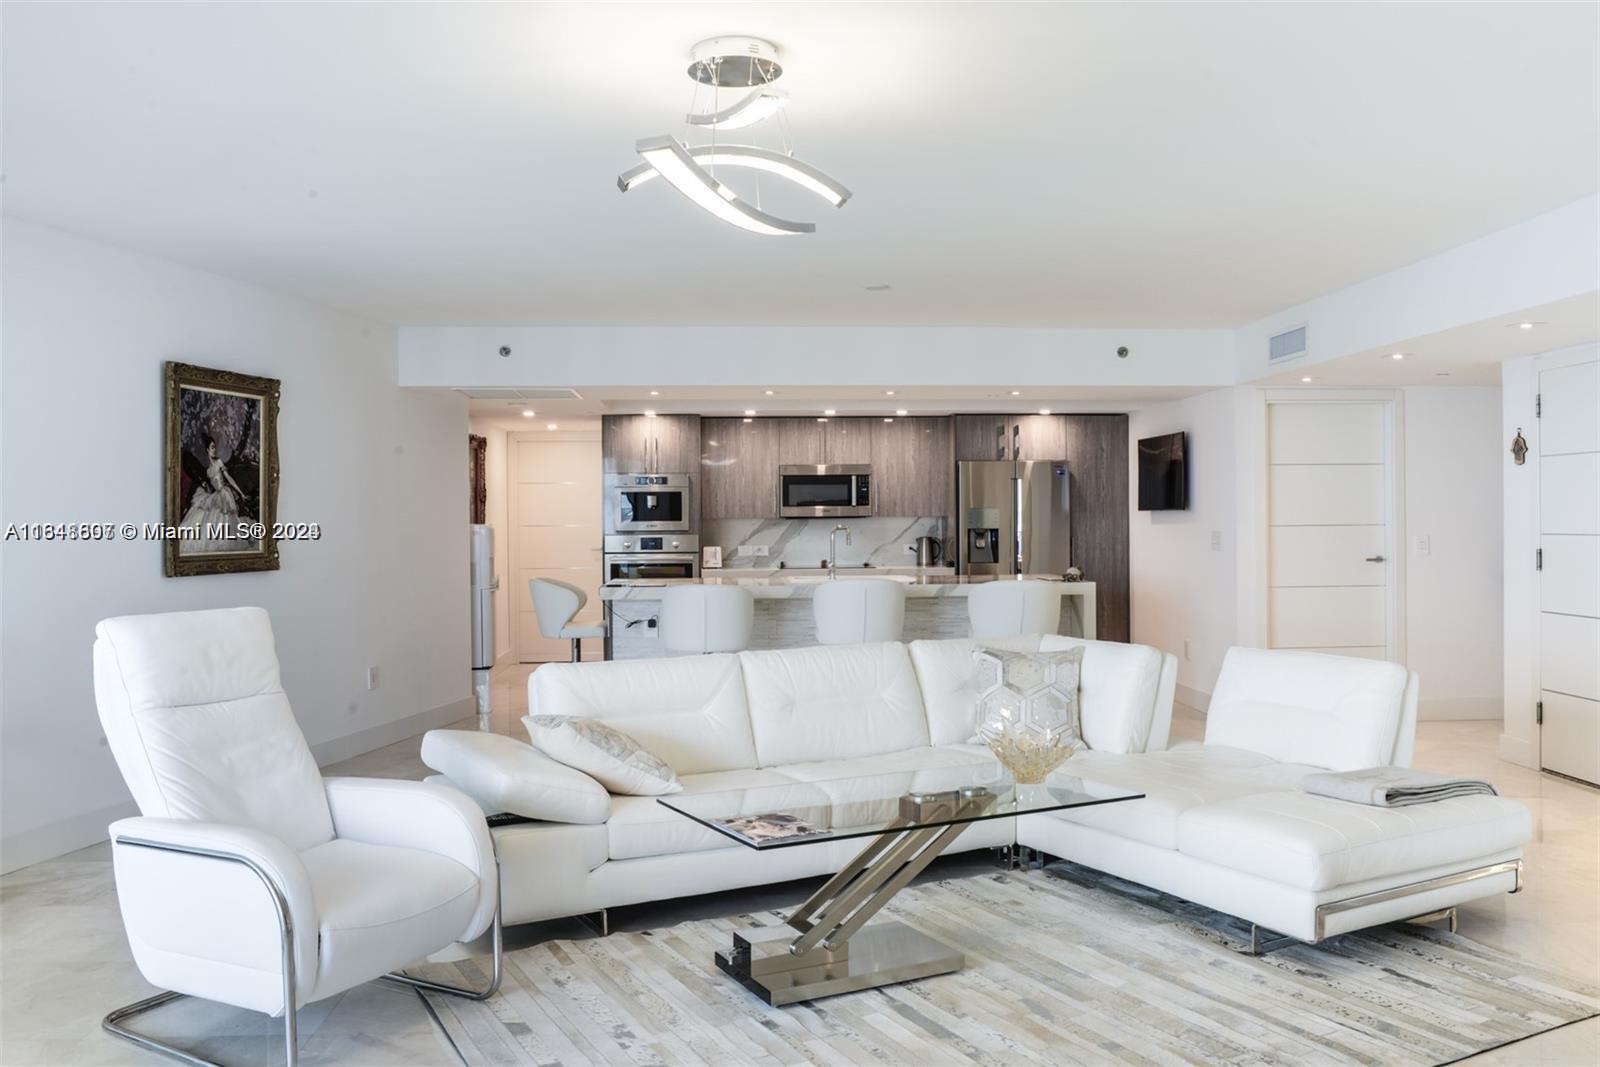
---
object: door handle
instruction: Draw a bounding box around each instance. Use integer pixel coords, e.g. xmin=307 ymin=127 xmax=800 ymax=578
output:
xmin=1012 ymin=423 xmax=1020 ymax=460
xmin=1365 ymin=555 xmax=1386 ymax=563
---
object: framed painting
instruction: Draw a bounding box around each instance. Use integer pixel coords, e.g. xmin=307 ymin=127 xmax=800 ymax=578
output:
xmin=163 ymin=361 xmax=281 ymax=576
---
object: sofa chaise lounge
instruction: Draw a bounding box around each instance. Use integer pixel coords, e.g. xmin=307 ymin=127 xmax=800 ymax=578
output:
xmin=426 ymin=637 xmax=1530 ymax=949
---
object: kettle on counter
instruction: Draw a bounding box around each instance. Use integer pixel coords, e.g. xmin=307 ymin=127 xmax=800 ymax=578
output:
xmin=914 ymin=536 xmax=942 ymax=567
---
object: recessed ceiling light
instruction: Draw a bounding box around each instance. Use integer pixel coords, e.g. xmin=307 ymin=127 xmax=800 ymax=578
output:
xmin=1010 ymin=390 xmax=1021 ymax=396
xmin=1038 ymin=408 xmax=1052 ymax=416
xmin=885 ymin=390 xmax=896 ymax=396
xmin=743 ymin=409 xmax=756 ymax=416
xmin=521 ymin=409 xmax=535 ymax=418
xmin=546 ymin=423 xmax=559 ymax=431
xmin=1389 ymin=352 xmax=1406 ymax=360
xmin=649 ymin=390 xmax=660 ymax=396
xmin=643 ymin=409 xmax=657 ymax=418
xmin=895 ymin=409 xmax=908 ymax=416
xmin=823 ymin=409 xmax=836 ymax=416
xmin=1515 ymin=321 xmax=1539 ymax=330
xmin=1301 ymin=376 xmax=1314 ymax=383
xmin=764 ymin=389 xmax=775 ymax=396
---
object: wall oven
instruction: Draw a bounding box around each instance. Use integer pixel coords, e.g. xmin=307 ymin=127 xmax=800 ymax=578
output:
xmin=608 ymin=473 xmax=690 ymax=532
xmin=779 ymin=464 xmax=874 ymax=518
xmin=603 ymin=535 xmax=698 ymax=582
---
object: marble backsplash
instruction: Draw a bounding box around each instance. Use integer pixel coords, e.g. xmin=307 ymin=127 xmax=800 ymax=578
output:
xmin=701 ymin=516 xmax=951 ymax=570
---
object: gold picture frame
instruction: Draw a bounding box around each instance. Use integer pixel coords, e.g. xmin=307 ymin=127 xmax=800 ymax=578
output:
xmin=163 ymin=361 xmax=281 ymax=577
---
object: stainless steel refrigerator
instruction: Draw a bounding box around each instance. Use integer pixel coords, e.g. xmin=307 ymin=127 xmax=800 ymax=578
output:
xmin=956 ymin=461 xmax=1071 ymax=577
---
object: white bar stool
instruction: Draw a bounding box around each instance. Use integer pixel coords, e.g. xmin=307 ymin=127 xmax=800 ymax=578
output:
xmin=660 ymin=585 xmax=755 ymax=653
xmin=967 ymin=579 xmax=1064 ymax=639
xmin=530 ymin=578 xmax=607 ymax=662
xmin=813 ymin=579 xmax=907 ymax=645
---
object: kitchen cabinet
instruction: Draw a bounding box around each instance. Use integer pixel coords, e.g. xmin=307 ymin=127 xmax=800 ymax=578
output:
xmin=603 ymin=414 xmax=700 ymax=475
xmin=699 ymin=417 xmax=779 ymax=520
xmin=870 ymin=417 xmax=953 ymax=519
xmin=955 ymin=414 xmax=1068 ymax=461
xmin=772 ymin=418 xmax=825 ymax=466
xmin=822 ymin=418 xmax=872 ymax=465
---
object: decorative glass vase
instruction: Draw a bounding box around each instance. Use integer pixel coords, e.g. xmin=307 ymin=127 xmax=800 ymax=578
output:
xmin=973 ymin=646 xmax=1085 ymax=784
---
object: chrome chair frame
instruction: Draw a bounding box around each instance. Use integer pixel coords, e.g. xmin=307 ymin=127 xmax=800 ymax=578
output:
xmin=102 ymin=834 xmax=503 ymax=1067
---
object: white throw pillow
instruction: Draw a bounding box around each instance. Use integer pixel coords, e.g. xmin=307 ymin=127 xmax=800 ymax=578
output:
xmin=419 ymin=730 xmax=610 ymax=823
xmin=524 ymin=714 xmax=683 ymax=796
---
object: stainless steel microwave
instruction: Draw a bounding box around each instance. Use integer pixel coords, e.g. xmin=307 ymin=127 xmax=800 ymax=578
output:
xmin=778 ymin=464 xmax=874 ymax=518
xmin=608 ymin=473 xmax=691 ymax=532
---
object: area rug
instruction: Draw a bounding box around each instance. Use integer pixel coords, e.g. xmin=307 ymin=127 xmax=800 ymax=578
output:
xmin=413 ymin=863 xmax=1599 ymax=1066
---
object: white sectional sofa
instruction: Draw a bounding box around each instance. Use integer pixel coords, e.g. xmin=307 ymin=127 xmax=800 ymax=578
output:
xmin=425 ymin=638 xmax=1530 ymax=949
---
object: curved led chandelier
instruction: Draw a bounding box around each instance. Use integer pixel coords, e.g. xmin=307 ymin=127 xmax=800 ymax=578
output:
xmin=619 ymin=36 xmax=850 ymax=236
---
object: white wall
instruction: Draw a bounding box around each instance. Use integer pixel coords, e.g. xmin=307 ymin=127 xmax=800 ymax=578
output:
xmin=469 ymin=418 xmax=512 ymax=662
xmin=1402 ymin=386 xmax=1504 ymax=719
xmin=1128 ymin=386 xmax=1238 ymax=708
xmin=0 ymin=219 xmax=472 ymax=872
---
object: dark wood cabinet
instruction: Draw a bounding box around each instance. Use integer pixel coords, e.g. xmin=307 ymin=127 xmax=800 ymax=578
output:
xmin=603 ymin=414 xmax=699 ymax=475
xmin=822 ymin=418 xmax=872 ymax=465
xmin=871 ymin=417 xmax=953 ymax=519
xmin=700 ymin=417 xmax=779 ymax=520
xmin=955 ymin=415 xmax=1012 ymax=461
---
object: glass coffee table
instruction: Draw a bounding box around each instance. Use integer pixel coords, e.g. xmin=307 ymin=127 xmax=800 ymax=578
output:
xmin=658 ymin=761 xmax=1141 ymax=1005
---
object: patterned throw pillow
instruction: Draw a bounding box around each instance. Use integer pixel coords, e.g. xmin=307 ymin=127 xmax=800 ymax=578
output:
xmin=967 ymin=645 xmax=1085 ymax=753
xmin=523 ymin=715 xmax=682 ymax=796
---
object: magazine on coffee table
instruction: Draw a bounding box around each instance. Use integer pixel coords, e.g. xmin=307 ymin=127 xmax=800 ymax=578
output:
xmin=712 ymin=812 xmax=833 ymax=847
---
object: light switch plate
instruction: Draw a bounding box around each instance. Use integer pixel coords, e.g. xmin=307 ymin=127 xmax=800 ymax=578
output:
xmin=365 ymin=666 xmax=379 ymax=691
xmin=1413 ymin=535 xmax=1431 ymax=556
xmin=1209 ymin=530 xmax=1222 ymax=551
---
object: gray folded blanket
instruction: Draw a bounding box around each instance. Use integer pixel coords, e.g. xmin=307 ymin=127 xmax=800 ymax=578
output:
xmin=1299 ymin=766 xmax=1499 ymax=807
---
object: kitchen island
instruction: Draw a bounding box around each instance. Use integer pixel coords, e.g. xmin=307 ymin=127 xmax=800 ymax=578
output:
xmin=599 ymin=569 xmax=1096 ymax=660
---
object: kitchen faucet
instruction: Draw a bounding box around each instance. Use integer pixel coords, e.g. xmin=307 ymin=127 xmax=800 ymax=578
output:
xmin=829 ymin=524 xmax=852 ymax=578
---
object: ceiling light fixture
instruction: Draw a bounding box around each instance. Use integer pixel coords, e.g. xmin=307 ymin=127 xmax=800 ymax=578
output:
xmin=764 ymin=389 xmax=775 ymax=396
xmin=1038 ymin=408 xmax=1052 ymax=416
xmin=685 ymin=87 xmax=788 ymax=130
xmin=1301 ymin=376 xmax=1314 ymax=383
xmin=643 ymin=409 xmax=657 ymax=418
xmin=649 ymin=390 xmax=660 ymax=396
xmin=743 ymin=409 xmax=756 ymax=416
xmin=1516 ymin=322 xmax=1538 ymax=330
xmin=885 ymin=390 xmax=896 ymax=396
xmin=546 ymin=424 xmax=559 ymax=431
xmin=619 ymin=36 xmax=850 ymax=235
xmin=521 ymin=409 xmax=535 ymax=418
xmin=823 ymin=409 xmax=837 ymax=416
xmin=1010 ymin=390 xmax=1021 ymax=396
xmin=1389 ymin=352 xmax=1406 ymax=360
xmin=895 ymin=409 xmax=908 ymax=416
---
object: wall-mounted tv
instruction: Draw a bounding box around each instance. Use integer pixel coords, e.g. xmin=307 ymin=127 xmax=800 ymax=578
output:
xmin=1137 ymin=432 xmax=1188 ymax=511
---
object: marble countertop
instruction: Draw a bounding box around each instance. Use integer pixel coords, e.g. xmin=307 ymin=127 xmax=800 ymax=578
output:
xmin=599 ymin=571 xmax=1097 ymax=601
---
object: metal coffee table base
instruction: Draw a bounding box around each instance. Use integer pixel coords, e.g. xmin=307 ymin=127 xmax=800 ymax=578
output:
xmin=717 ymin=921 xmax=963 ymax=1006
xmin=714 ymin=786 xmax=995 ymax=1005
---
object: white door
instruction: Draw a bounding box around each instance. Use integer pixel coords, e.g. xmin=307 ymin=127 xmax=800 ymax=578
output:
xmin=1266 ymin=400 xmax=1397 ymax=659
xmin=1538 ymin=359 xmax=1600 ymax=784
xmin=509 ymin=433 xmax=604 ymax=663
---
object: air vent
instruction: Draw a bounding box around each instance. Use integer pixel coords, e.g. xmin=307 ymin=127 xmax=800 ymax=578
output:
xmin=455 ymin=388 xmax=584 ymax=400
xmin=1268 ymin=325 xmax=1308 ymax=362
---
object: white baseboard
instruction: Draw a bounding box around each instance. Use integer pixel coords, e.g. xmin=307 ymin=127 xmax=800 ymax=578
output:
xmin=1175 ymin=684 xmax=1211 ymax=714
xmin=309 ymin=696 xmax=476 ymax=767
xmin=1417 ymin=697 xmax=1503 ymax=722
xmin=495 ymin=647 xmax=515 ymax=668
xmin=1498 ymin=731 xmax=1538 ymax=769
xmin=1 ymin=695 xmax=475 ymax=876
xmin=0 ymin=798 xmax=139 ymax=875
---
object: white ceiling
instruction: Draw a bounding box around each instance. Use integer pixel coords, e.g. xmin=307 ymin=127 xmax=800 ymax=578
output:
xmin=5 ymin=3 xmax=1596 ymax=328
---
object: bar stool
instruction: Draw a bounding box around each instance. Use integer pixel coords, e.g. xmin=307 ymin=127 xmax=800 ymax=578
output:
xmin=530 ymin=578 xmax=607 ymax=662
xmin=967 ymin=579 xmax=1063 ymax=639
xmin=660 ymin=585 xmax=755 ymax=654
xmin=813 ymin=579 xmax=906 ymax=645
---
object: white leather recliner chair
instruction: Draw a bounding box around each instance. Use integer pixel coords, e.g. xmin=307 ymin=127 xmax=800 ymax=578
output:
xmin=92 ymin=607 xmax=501 ymax=1067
